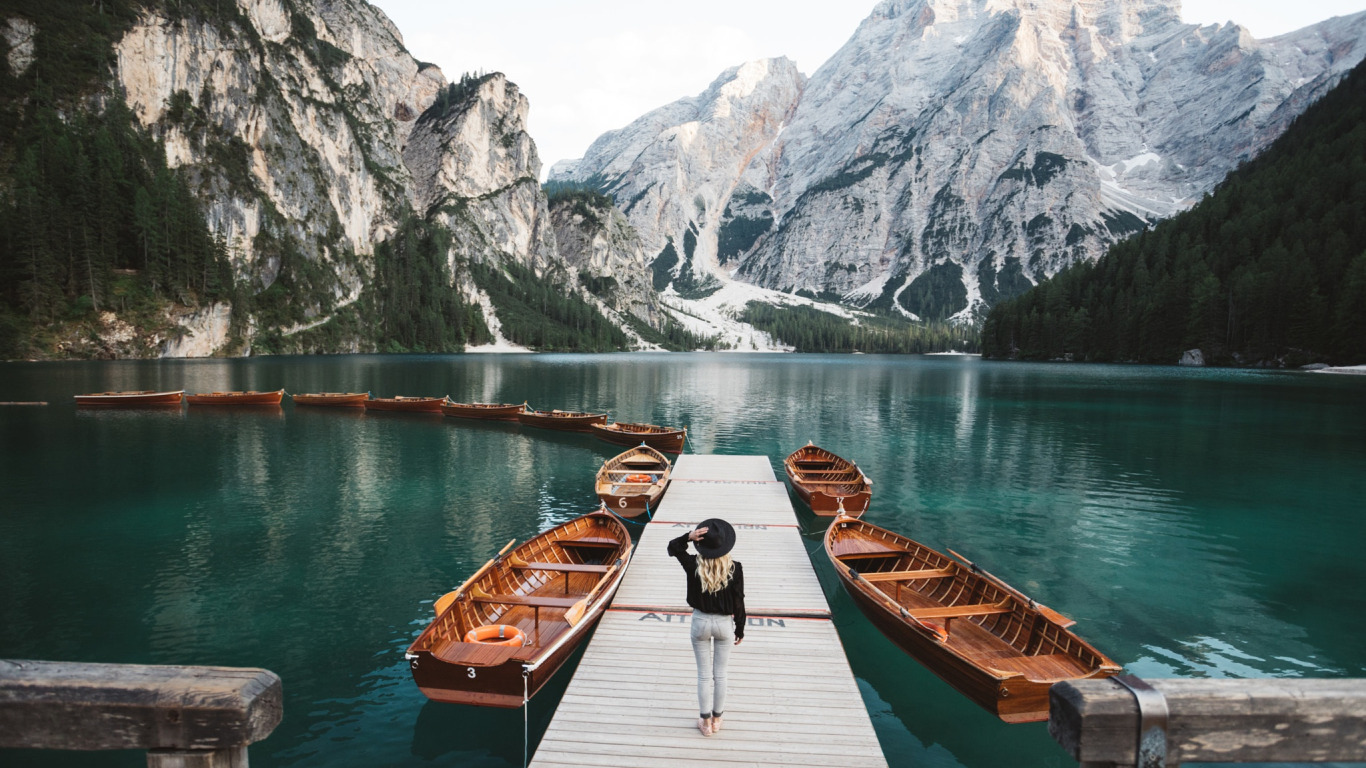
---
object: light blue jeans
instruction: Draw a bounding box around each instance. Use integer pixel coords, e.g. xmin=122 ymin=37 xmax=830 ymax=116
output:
xmin=690 ymin=610 xmax=733 ymax=718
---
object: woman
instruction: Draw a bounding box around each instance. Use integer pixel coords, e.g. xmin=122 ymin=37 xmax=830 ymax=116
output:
xmin=668 ymin=517 xmax=746 ymax=737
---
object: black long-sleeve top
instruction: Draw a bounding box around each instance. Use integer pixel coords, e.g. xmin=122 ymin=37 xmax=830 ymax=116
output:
xmin=668 ymin=533 xmax=747 ymax=640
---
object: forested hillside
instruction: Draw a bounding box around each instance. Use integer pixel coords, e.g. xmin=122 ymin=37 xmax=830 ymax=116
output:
xmin=741 ymin=303 xmax=979 ymax=354
xmin=0 ymin=1 xmax=237 ymax=357
xmin=982 ymin=58 xmax=1366 ymax=367
xmin=0 ymin=0 xmax=636 ymax=358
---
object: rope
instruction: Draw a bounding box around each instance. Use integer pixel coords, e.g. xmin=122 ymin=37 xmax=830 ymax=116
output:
xmin=522 ymin=667 xmax=530 ymax=768
xmin=606 ymin=505 xmax=651 ymax=527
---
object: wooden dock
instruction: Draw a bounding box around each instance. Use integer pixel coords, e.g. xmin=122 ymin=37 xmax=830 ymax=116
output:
xmin=530 ymin=455 xmax=887 ymax=767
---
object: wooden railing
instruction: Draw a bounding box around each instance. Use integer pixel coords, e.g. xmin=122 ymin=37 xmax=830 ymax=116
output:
xmin=0 ymin=659 xmax=282 ymax=767
xmin=1049 ymin=677 xmax=1366 ymax=767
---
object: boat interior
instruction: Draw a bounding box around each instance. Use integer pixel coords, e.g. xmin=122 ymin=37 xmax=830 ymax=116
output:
xmin=793 ymin=457 xmax=841 ymax=471
xmin=795 ymin=469 xmax=863 ymax=482
xmin=599 ymin=452 xmax=669 ymax=490
xmin=830 ymin=529 xmax=1105 ymax=682
xmin=609 ymin=422 xmax=670 ymax=434
xmin=417 ymin=525 xmax=626 ymax=663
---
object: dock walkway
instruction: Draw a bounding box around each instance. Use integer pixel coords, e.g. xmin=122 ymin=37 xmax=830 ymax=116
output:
xmin=530 ymin=455 xmax=887 ymax=767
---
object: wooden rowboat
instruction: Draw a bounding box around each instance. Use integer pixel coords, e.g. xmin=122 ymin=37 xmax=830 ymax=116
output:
xmin=441 ymin=401 xmax=526 ymax=420
xmin=363 ymin=396 xmax=445 ymax=413
xmin=74 ymin=390 xmax=184 ymax=407
xmin=824 ymin=515 xmax=1119 ymax=723
xmin=517 ymin=408 xmax=607 ymax=432
xmin=292 ymin=392 xmax=370 ymax=407
xmin=595 ymin=445 xmax=671 ymax=517
xmin=185 ymin=390 xmax=284 ymax=406
xmin=589 ymin=421 xmax=687 ymax=453
xmin=784 ymin=442 xmax=872 ymax=515
xmin=405 ymin=511 xmax=633 ymax=707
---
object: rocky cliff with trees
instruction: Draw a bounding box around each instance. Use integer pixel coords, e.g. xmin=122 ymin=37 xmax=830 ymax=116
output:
xmin=981 ymin=59 xmax=1366 ymax=367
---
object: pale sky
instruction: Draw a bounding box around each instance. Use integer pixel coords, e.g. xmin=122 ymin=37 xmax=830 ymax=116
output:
xmin=371 ymin=1 xmax=1366 ymax=177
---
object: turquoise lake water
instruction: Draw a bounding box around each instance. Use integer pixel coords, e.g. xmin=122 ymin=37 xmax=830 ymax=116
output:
xmin=2 ymin=354 xmax=1364 ymax=767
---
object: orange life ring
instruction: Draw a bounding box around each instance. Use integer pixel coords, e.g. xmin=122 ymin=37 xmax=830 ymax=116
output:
xmin=624 ymin=474 xmax=653 ymax=483
xmin=464 ymin=624 xmax=527 ymax=646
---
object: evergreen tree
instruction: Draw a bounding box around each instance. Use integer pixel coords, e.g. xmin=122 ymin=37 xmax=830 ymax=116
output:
xmin=982 ymin=58 xmax=1366 ymax=366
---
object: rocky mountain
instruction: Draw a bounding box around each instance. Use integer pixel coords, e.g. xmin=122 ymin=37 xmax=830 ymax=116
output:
xmin=981 ymin=56 xmax=1366 ymax=366
xmin=553 ymin=0 xmax=1366 ymax=321
xmin=109 ymin=0 xmax=450 ymax=352
xmin=1 ymin=0 xmax=663 ymax=357
xmin=553 ymin=58 xmax=806 ymax=297
xmin=548 ymin=192 xmax=666 ymax=329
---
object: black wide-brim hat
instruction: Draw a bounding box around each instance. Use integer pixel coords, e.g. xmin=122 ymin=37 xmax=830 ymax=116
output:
xmin=694 ymin=518 xmax=736 ymax=559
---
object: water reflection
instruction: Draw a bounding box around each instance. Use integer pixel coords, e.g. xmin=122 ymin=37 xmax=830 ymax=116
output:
xmin=2 ymin=354 xmax=1364 ymax=768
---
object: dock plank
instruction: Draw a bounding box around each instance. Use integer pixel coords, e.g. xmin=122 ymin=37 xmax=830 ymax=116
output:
xmin=529 ymin=455 xmax=886 ymax=768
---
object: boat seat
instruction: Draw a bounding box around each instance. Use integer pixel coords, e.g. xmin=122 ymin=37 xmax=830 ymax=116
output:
xmin=508 ymin=559 xmax=611 ymax=574
xmin=907 ymin=600 xmax=1013 ymax=619
xmin=557 ymin=537 xmax=620 ymax=548
xmin=470 ymin=592 xmax=582 ymax=609
xmin=836 ymin=548 xmax=906 ymax=560
xmin=859 ymin=566 xmax=955 ymax=582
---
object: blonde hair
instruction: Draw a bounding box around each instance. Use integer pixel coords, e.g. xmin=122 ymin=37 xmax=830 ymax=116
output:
xmin=697 ymin=554 xmax=734 ymax=594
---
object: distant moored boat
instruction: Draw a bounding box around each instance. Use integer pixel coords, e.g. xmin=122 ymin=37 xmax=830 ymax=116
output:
xmin=292 ymin=392 xmax=370 ymax=407
xmin=185 ymin=390 xmax=284 ymax=406
xmin=441 ymin=401 xmax=526 ymax=420
xmin=589 ymin=421 xmax=687 ymax=453
xmin=517 ymin=407 xmax=607 ymax=432
xmin=363 ymin=396 xmax=445 ymax=413
xmin=73 ymin=390 xmax=184 ymax=407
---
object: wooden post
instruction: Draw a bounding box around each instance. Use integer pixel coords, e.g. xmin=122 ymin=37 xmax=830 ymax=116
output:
xmin=1050 ymin=678 xmax=1366 ymax=767
xmin=0 ymin=659 xmax=282 ymax=767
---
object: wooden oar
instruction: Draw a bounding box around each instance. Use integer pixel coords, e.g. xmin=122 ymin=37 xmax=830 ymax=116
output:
xmin=434 ymin=539 xmax=517 ymax=616
xmin=946 ymin=548 xmax=1074 ymax=627
xmin=564 ymin=556 xmax=625 ymax=626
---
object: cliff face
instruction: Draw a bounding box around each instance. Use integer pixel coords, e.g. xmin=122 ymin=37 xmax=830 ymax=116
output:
xmin=51 ymin=0 xmax=616 ymax=356
xmin=404 ymin=74 xmax=555 ymax=276
xmin=114 ymin=0 xmax=445 ymax=347
xmin=552 ymin=58 xmax=806 ymax=290
xmin=548 ymin=195 xmax=664 ymax=331
xmin=555 ymin=0 xmax=1366 ymax=321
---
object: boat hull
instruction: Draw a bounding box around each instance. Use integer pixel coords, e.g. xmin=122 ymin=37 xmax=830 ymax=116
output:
xmin=589 ymin=423 xmax=686 ymax=453
xmin=293 ymin=393 xmax=369 ymax=407
xmin=185 ymin=390 xmax=284 ymax=406
xmin=517 ymin=410 xmax=607 ymax=432
xmin=74 ymin=390 xmax=184 ymax=407
xmin=408 ymin=601 xmax=610 ymax=707
xmin=825 ymin=518 xmax=1118 ymax=723
xmin=595 ymin=446 xmax=671 ymax=518
xmin=792 ymin=483 xmax=872 ymax=516
xmin=364 ymin=397 xmax=445 ymax=413
xmin=597 ymin=487 xmax=666 ymax=518
xmin=838 ymin=568 xmax=1047 ymax=722
xmin=406 ymin=512 xmax=632 ymax=707
xmin=785 ymin=443 xmax=872 ymax=516
xmin=441 ymin=402 xmax=525 ymax=421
